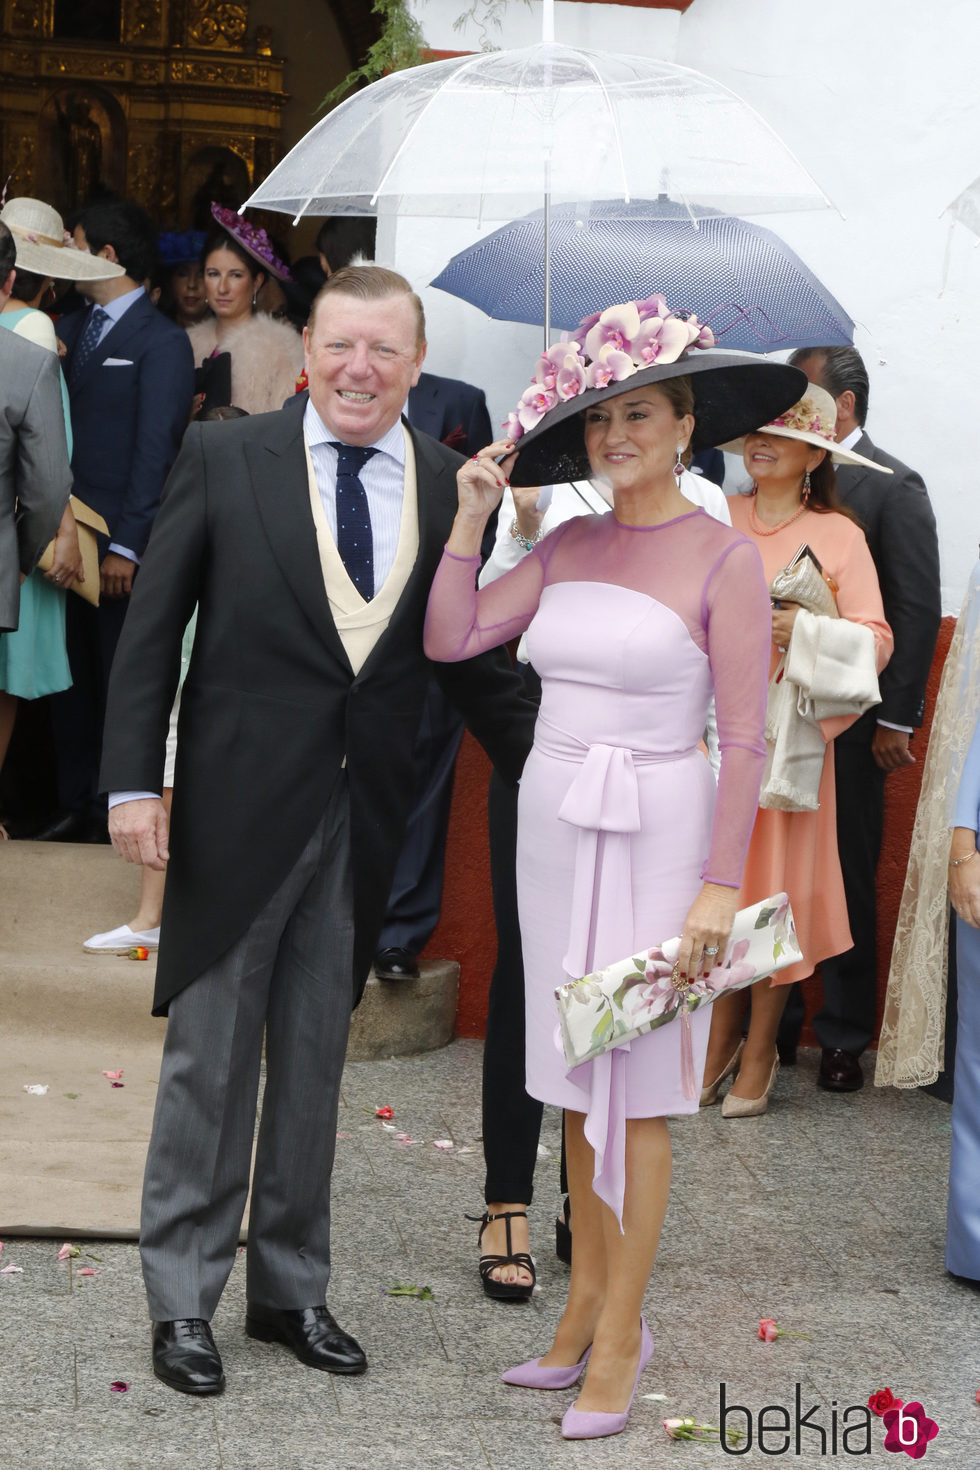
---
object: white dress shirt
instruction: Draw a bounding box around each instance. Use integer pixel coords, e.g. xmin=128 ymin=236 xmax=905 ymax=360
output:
xmin=303 ymin=399 xmax=406 ymax=592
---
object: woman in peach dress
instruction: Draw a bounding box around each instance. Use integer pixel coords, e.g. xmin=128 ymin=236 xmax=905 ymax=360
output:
xmin=702 ymin=386 xmax=893 ymax=1116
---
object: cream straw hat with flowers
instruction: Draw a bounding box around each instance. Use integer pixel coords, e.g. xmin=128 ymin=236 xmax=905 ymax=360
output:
xmin=0 ymin=198 xmax=125 ymax=282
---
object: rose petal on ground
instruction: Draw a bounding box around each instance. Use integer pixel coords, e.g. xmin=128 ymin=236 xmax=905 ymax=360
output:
xmin=1 ymin=1265 xmax=24 ymax=1274
xmin=432 ymin=1139 xmax=453 ymax=1150
xmin=110 ymin=1082 xmax=124 ymax=1088
xmin=23 ymin=1084 xmax=49 ymax=1095
xmin=77 ymin=1267 xmax=100 ymax=1276
xmin=536 ymin=1144 xmax=551 ymax=1158
xmin=57 ymin=1243 xmax=79 ymax=1260
xmin=102 ymin=1070 xmax=124 ymax=1080
xmin=109 ymin=1381 xmax=128 ymax=1392
xmin=379 ymin=1121 xmax=397 ymax=1133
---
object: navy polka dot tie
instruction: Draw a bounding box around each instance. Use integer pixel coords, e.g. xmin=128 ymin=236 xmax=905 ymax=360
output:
xmin=70 ymin=304 xmax=110 ymax=382
xmin=331 ymin=442 xmax=378 ymax=600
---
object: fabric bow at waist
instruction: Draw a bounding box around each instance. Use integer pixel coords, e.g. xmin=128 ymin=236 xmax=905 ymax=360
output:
xmin=544 ymin=725 xmax=694 ymax=1231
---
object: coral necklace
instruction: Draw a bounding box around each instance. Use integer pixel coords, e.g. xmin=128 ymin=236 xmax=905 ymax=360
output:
xmin=748 ymin=495 xmax=808 ymax=537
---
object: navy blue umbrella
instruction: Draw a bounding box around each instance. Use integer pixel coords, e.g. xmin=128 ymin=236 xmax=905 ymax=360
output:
xmin=431 ymin=200 xmax=853 ymax=352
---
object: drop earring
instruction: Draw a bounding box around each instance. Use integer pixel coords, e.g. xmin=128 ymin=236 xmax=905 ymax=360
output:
xmin=252 ymin=291 xmax=257 ymax=309
xmin=802 ymin=469 xmax=811 ymax=503
xmin=673 ymin=444 xmax=685 ymax=480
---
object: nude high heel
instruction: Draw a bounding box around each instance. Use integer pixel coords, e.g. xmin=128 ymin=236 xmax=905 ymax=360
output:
xmin=699 ymin=1037 xmax=745 ymax=1107
xmin=721 ymin=1055 xmax=780 ymax=1118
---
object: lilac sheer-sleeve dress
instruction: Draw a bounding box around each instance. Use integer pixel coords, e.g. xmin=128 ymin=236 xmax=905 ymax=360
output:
xmin=425 ymin=508 xmax=771 ymax=1224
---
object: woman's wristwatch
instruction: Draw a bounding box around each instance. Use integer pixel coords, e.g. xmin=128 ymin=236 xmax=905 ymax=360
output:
xmin=509 ymin=517 xmax=542 ymax=553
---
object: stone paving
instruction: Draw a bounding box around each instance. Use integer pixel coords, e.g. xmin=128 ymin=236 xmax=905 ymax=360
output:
xmin=1 ymin=1040 xmax=976 ymax=1469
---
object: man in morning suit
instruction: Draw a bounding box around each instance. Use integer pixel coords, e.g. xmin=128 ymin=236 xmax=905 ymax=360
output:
xmin=787 ymin=345 xmax=941 ymax=1091
xmin=36 ymin=198 xmax=194 ymax=842
xmin=102 ymin=266 xmax=537 ymax=1395
xmin=0 ymin=221 xmax=73 ymax=633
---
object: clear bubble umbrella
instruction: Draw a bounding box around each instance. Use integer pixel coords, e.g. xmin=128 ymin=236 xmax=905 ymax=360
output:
xmin=245 ymin=15 xmax=834 ymax=344
xmin=246 ymin=45 xmax=831 ymax=226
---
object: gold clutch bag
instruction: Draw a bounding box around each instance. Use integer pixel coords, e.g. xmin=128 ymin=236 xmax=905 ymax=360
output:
xmin=769 ymin=542 xmax=838 ymax=619
xmin=37 ymin=496 xmax=109 ymax=607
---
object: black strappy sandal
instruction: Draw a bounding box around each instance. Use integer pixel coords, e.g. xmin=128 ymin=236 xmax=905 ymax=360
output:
xmin=466 ymin=1210 xmax=536 ymax=1302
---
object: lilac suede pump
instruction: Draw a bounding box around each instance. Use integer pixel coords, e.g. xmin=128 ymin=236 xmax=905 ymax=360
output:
xmin=500 ymin=1344 xmax=591 ymax=1389
xmin=560 ymin=1318 xmax=654 ymax=1439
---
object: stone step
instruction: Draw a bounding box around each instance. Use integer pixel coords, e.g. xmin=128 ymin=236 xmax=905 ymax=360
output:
xmin=0 ymin=842 xmax=457 ymax=1058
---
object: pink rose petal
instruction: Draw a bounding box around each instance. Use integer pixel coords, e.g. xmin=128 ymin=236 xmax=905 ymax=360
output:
xmin=432 ymin=1139 xmax=453 ymax=1150
xmin=1 ymin=1264 xmax=23 ymax=1274
xmin=102 ymin=1069 xmax=124 ymax=1080
xmin=77 ymin=1267 xmax=100 ymax=1277
xmin=57 ymin=1242 xmax=78 ymax=1260
xmin=111 ymin=1082 xmax=124 ymax=1088
xmin=109 ymin=1381 xmax=128 ymax=1392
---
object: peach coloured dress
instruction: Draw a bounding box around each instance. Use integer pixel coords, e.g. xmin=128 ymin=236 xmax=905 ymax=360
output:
xmin=729 ymin=495 xmax=893 ymax=985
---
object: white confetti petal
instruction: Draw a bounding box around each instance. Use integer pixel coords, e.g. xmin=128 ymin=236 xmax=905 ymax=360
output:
xmin=432 ymin=1139 xmax=453 ymax=1150
xmin=23 ymin=1084 xmax=49 ymax=1095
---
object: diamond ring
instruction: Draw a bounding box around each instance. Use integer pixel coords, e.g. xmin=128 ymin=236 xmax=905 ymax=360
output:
xmin=704 ymin=945 xmax=720 ymax=956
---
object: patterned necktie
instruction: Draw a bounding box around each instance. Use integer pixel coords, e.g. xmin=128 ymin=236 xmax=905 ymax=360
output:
xmin=70 ymin=305 xmax=110 ymax=381
xmin=331 ymin=442 xmax=378 ymax=600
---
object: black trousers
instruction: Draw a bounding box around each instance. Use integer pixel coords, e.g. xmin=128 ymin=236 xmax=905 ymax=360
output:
xmin=49 ymin=590 xmax=130 ymax=819
xmin=482 ymin=664 xmax=544 ymax=1205
xmin=378 ymin=676 xmax=463 ymax=955
xmin=812 ymin=734 xmax=887 ymax=1056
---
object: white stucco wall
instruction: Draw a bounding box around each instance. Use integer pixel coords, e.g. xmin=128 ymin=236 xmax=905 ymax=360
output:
xmin=390 ymin=0 xmax=980 ymax=609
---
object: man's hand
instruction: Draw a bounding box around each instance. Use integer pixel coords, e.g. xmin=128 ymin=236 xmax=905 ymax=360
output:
xmin=109 ymin=798 xmax=170 ymax=870
xmin=100 ymin=551 xmax=136 ymax=599
xmin=872 ymin=725 xmax=916 ymax=773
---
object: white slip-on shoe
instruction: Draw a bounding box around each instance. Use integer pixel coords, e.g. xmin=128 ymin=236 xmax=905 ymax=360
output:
xmin=83 ymin=923 xmax=161 ymax=955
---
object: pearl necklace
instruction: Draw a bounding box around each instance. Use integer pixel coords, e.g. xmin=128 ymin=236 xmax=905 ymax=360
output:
xmin=748 ymin=496 xmax=808 ymax=537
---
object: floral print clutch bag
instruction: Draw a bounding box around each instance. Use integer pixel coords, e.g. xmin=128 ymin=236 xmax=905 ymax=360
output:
xmin=555 ymin=894 xmax=802 ymax=1084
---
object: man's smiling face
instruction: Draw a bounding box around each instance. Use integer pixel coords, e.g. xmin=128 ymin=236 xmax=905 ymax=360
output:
xmin=303 ymin=291 xmax=426 ymax=447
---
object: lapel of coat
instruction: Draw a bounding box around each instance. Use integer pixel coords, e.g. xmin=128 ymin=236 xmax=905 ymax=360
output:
xmin=244 ymin=407 xmax=353 ymax=673
xmin=353 ymin=422 xmax=456 ymax=685
xmin=70 ymin=293 xmax=150 ymax=385
xmin=407 ymin=375 xmax=440 ymax=439
xmin=835 ymin=432 xmax=874 ymax=506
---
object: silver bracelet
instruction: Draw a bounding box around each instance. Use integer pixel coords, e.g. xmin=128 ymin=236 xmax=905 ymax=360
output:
xmin=950 ymin=848 xmax=978 ymax=868
xmin=509 ymin=517 xmax=542 ymax=553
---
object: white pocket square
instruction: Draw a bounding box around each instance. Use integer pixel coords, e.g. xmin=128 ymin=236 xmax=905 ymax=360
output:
xmin=103 ymin=357 xmax=133 ymax=366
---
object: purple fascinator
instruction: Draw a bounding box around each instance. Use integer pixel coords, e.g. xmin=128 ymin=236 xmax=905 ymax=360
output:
xmin=210 ymin=202 xmax=292 ymax=281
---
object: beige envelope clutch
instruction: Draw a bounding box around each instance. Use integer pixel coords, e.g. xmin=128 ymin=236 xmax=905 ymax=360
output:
xmin=37 ymin=496 xmax=109 ymax=607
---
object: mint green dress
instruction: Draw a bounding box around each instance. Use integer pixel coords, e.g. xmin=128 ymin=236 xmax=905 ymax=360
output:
xmin=0 ymin=309 xmax=73 ymax=699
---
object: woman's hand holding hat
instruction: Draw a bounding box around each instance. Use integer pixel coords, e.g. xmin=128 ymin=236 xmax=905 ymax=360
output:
xmin=448 ymin=438 xmax=517 ymax=557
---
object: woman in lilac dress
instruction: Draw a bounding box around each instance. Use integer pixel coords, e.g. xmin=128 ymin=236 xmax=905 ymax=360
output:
xmin=425 ymin=300 xmax=804 ymax=1440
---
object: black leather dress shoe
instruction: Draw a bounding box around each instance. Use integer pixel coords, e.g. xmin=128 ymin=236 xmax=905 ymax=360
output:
xmin=246 ymin=1303 xmax=367 ymax=1374
xmin=29 ymin=810 xmax=104 ymax=844
xmin=151 ymin=1319 xmax=225 ymax=1395
xmin=373 ymin=946 xmax=420 ymax=981
xmin=818 ymin=1047 xmax=864 ymax=1092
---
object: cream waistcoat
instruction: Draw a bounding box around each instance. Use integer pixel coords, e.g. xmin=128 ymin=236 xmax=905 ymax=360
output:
xmin=305 ymin=425 xmax=420 ymax=676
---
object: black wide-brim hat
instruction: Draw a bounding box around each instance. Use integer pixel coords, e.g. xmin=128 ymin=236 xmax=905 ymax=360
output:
xmin=509 ymin=352 xmax=808 ymax=488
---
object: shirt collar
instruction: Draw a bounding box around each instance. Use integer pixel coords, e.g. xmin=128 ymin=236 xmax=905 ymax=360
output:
xmin=838 ymin=425 xmax=863 ymax=454
xmin=303 ymin=397 xmax=406 ymax=465
xmin=99 ymin=285 xmax=145 ymax=325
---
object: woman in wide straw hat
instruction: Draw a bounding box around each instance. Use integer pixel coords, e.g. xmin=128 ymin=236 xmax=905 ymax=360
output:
xmin=700 ymin=385 xmax=893 ymax=1117
xmin=425 ymin=297 xmax=803 ymax=1439
xmin=0 ymin=197 xmax=124 ymax=834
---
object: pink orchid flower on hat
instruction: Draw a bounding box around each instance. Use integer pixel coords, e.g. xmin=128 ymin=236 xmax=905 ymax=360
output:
xmin=502 ymin=410 xmax=524 ymax=441
xmin=534 ymin=342 xmax=579 ymax=390
xmin=555 ymin=353 xmax=588 ymax=401
xmin=583 ymin=302 xmax=642 ymax=364
xmin=586 ymin=341 xmax=635 ymax=390
xmin=516 ymin=382 xmax=559 ymax=430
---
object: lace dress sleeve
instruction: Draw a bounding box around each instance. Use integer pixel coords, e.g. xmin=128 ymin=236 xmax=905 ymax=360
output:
xmin=701 ymin=537 xmax=772 ymax=888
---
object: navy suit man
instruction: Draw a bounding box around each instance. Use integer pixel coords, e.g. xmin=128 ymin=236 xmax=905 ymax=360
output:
xmin=37 ymin=199 xmax=194 ymax=842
